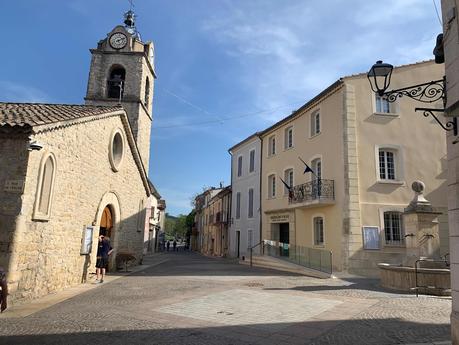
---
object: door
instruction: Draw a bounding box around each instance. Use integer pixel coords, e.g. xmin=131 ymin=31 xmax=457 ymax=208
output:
xmin=236 ymin=231 xmax=240 ymax=258
xmin=279 ymin=223 xmax=289 ymax=256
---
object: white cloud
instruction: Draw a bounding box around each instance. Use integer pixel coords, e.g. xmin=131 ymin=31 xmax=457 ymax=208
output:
xmin=200 ymin=1 xmax=440 ymax=124
xmin=0 ymin=81 xmax=50 ymax=103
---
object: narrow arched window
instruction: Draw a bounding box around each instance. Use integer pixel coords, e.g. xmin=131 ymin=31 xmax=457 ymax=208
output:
xmin=107 ymin=66 xmax=126 ymax=99
xmin=33 ymin=153 xmax=57 ymax=220
xmin=145 ymin=77 xmax=150 ymax=107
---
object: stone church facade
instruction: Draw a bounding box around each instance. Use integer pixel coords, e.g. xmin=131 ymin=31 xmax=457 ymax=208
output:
xmin=0 ymin=15 xmax=156 ymax=302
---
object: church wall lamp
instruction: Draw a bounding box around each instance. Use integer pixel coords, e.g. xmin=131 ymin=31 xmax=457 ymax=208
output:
xmin=27 ymin=137 xmax=44 ymax=151
xmin=367 ymin=60 xmax=458 ymax=137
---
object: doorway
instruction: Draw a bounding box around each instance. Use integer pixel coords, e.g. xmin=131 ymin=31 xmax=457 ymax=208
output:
xmin=236 ymin=231 xmax=241 ymax=258
xmin=100 ymin=206 xmax=113 ymax=239
xmin=279 ymin=223 xmax=289 ymax=257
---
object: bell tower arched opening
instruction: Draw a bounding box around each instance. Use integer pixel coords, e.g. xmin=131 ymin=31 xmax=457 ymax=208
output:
xmin=107 ymin=66 xmax=126 ymax=100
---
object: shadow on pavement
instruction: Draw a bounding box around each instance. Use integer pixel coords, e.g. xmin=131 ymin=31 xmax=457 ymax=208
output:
xmin=0 ymin=317 xmax=450 ymax=345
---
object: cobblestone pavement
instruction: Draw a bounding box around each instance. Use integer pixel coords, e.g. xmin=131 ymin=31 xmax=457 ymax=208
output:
xmin=0 ymin=252 xmax=452 ymax=345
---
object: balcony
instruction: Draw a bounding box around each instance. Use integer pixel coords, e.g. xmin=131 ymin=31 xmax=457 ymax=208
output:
xmin=289 ymin=179 xmax=335 ymax=206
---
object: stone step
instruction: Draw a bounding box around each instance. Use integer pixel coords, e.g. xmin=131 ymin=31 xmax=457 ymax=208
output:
xmin=239 ymin=255 xmax=333 ymax=279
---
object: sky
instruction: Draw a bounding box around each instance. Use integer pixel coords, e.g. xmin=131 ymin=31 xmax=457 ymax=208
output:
xmin=1 ymin=0 xmax=443 ymax=216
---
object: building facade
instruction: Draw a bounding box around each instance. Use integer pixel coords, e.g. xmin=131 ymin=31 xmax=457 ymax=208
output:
xmin=0 ymin=14 xmax=156 ymax=302
xmin=229 ymin=134 xmax=261 ymax=259
xmin=144 ymin=182 xmax=166 ymax=254
xmin=260 ymin=61 xmax=448 ymax=276
xmin=441 ymin=0 xmax=459 ymax=342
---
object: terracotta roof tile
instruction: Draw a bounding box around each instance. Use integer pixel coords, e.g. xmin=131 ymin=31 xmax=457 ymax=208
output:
xmin=0 ymin=102 xmax=123 ymax=128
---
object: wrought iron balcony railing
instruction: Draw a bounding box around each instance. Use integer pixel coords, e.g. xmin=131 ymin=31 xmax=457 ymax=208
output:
xmin=289 ymin=179 xmax=335 ymax=204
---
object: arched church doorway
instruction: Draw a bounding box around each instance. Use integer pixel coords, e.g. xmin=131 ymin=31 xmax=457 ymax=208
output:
xmin=99 ymin=206 xmax=114 ymax=240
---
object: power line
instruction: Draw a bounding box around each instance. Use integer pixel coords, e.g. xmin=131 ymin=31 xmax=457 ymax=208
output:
xmin=432 ymin=0 xmax=442 ymax=27
xmin=152 ymin=101 xmax=303 ymax=129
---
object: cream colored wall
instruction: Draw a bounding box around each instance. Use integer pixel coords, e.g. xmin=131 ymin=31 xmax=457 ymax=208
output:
xmin=344 ymin=62 xmax=448 ymax=273
xmin=260 ymin=87 xmax=346 ymax=269
xmin=7 ymin=115 xmax=147 ymax=302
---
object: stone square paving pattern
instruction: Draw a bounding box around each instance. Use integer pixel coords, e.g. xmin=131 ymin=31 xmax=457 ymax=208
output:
xmin=0 ymin=252 xmax=452 ymax=345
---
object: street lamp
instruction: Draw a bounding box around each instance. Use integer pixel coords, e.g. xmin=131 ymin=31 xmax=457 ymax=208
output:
xmin=366 ymin=60 xmax=457 ymax=136
xmin=367 ymin=60 xmax=393 ymax=96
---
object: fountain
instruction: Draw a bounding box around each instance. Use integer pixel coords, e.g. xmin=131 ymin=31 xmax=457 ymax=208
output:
xmin=378 ymin=181 xmax=450 ymax=296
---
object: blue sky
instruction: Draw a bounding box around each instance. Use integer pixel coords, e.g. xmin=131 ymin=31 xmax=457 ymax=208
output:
xmin=1 ymin=0 xmax=442 ymax=215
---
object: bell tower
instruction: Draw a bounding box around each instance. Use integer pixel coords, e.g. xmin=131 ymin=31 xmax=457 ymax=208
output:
xmin=85 ymin=9 xmax=156 ymax=172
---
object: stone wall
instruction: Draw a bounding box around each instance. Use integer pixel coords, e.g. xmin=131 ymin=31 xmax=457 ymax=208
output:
xmin=0 ymin=135 xmax=29 ymax=275
xmin=5 ymin=114 xmax=148 ymax=302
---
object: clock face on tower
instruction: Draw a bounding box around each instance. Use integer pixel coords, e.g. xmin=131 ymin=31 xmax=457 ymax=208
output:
xmin=109 ymin=32 xmax=127 ymax=49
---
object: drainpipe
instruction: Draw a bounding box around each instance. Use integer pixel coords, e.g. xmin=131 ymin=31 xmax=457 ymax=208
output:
xmin=257 ymin=133 xmax=263 ymax=254
xmin=227 ymin=148 xmax=233 ymax=257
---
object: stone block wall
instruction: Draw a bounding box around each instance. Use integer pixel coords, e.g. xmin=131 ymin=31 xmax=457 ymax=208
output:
xmin=0 ymin=135 xmax=29 ymax=273
xmin=6 ymin=114 xmax=147 ymax=302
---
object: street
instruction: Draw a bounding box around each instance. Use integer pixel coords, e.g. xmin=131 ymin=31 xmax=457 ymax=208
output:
xmin=0 ymin=252 xmax=452 ymax=345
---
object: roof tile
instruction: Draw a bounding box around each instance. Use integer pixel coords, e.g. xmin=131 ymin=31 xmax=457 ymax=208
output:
xmin=0 ymin=102 xmax=123 ymax=128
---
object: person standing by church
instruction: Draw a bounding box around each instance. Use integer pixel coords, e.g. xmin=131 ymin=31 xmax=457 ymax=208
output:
xmin=0 ymin=266 xmax=7 ymax=312
xmin=95 ymin=232 xmax=113 ymax=284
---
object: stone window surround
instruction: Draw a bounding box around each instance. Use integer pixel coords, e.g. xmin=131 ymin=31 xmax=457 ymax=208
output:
xmin=267 ymin=173 xmax=276 ymax=199
xmin=311 ymin=212 xmax=325 ymax=247
xmin=237 ymin=155 xmax=243 ymax=177
xmin=268 ymin=135 xmax=276 ymax=157
xmin=284 ymin=125 xmax=294 ymax=150
xmin=109 ymin=128 xmax=126 ymax=172
xmin=374 ymin=144 xmax=405 ymax=185
xmin=371 ymin=92 xmax=400 ymax=117
xmin=283 ymin=167 xmax=294 ymax=196
xmin=310 ymin=109 xmax=321 ymax=138
xmin=378 ymin=206 xmax=405 ymax=247
xmin=33 ymin=151 xmax=57 ymax=221
xmin=309 ymin=154 xmax=323 ymax=180
xmin=236 ymin=192 xmax=241 ymax=219
xmin=248 ymin=187 xmax=254 ymax=219
xmin=248 ymin=149 xmax=256 ymax=173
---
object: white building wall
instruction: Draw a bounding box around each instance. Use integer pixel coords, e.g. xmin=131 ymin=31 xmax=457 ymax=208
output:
xmin=229 ymin=136 xmax=261 ymax=259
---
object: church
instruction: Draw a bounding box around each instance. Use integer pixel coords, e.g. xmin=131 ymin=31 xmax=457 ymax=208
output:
xmin=0 ymin=11 xmax=159 ymax=302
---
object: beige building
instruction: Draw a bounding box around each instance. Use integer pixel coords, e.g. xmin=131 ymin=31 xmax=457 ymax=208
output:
xmin=144 ymin=182 xmax=166 ymax=254
xmin=194 ymin=187 xmax=232 ymax=256
xmin=260 ymin=61 xmax=448 ymax=276
xmin=0 ymin=14 xmax=156 ymax=301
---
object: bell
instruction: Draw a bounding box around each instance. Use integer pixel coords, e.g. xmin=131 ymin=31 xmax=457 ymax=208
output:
xmin=433 ymin=33 xmax=444 ymax=64
xmin=124 ymin=10 xmax=135 ymax=27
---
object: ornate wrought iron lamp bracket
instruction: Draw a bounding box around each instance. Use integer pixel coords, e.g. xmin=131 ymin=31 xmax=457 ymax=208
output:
xmin=384 ymin=78 xmax=446 ymax=105
xmin=415 ymin=107 xmax=458 ymax=136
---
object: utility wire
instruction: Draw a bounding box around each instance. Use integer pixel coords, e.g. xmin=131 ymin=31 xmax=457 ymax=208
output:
xmin=152 ymin=101 xmax=303 ymax=129
xmin=433 ymin=0 xmax=443 ymax=27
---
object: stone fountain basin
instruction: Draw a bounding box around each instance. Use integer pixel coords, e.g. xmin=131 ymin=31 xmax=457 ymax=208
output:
xmin=378 ymin=263 xmax=451 ymax=296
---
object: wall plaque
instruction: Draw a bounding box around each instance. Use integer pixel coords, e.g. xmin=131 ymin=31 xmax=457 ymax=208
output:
xmin=80 ymin=226 xmax=94 ymax=255
xmin=4 ymin=180 xmax=25 ymax=193
xmin=269 ymin=214 xmax=290 ymax=223
xmin=362 ymin=226 xmax=380 ymax=250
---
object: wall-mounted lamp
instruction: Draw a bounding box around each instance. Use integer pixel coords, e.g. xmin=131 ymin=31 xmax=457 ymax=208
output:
xmin=367 ymin=60 xmax=457 ymax=136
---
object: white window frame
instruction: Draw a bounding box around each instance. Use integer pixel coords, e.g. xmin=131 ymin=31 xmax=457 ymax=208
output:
xmin=283 ymin=168 xmax=294 ymax=195
xmin=312 ymin=214 xmax=325 ymax=246
xmin=33 ymin=152 xmax=57 ymax=221
xmin=379 ymin=207 xmax=405 ymax=247
xmin=310 ymin=110 xmax=321 ymax=137
xmin=249 ymin=149 xmax=255 ymax=173
xmin=237 ymin=155 xmax=243 ymax=177
xmin=268 ymin=174 xmax=276 ymax=198
xmin=248 ymin=188 xmax=254 ymax=218
xmin=268 ymin=135 xmax=276 ymax=157
xmin=284 ymin=126 xmax=293 ymax=149
xmin=372 ymin=92 xmax=399 ymax=116
xmin=374 ymin=145 xmax=404 ymax=184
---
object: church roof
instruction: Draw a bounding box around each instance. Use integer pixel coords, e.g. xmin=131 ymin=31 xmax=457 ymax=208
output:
xmin=0 ymin=102 xmax=123 ymax=128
